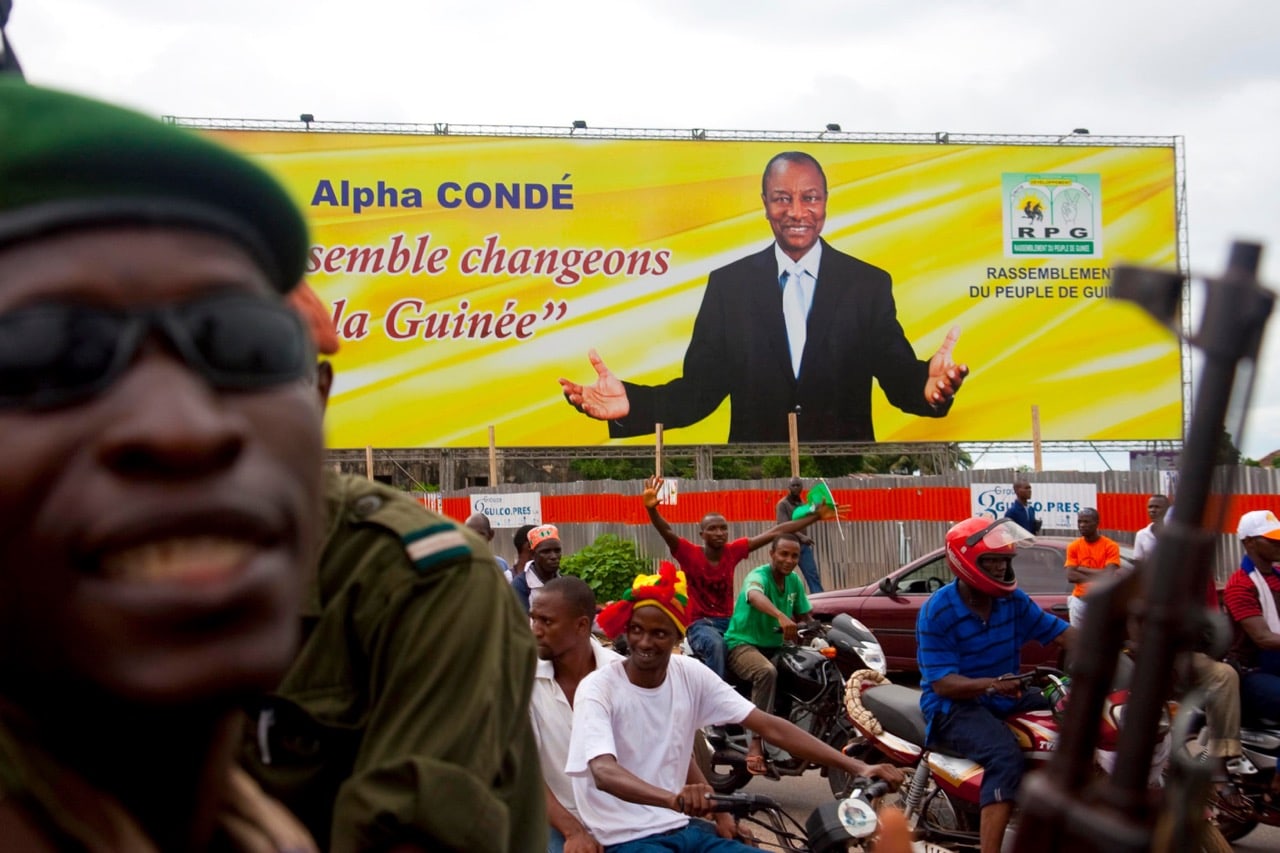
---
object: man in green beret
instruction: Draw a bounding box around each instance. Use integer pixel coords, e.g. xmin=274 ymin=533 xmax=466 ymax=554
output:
xmin=0 ymin=79 xmax=323 ymax=850
xmin=241 ymin=285 xmax=547 ymax=853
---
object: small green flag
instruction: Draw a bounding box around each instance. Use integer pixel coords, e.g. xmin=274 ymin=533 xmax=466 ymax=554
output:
xmin=791 ymin=481 xmax=836 ymax=520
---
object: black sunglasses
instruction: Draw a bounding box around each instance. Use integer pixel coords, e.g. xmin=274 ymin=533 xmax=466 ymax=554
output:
xmin=0 ymin=291 xmax=313 ymax=410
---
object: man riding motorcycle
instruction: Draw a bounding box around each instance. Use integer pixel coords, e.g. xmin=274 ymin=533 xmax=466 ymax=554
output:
xmin=724 ymin=533 xmax=814 ymax=775
xmin=917 ymin=517 xmax=1077 ymax=853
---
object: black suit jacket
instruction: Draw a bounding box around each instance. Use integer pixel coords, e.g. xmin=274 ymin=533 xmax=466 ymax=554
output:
xmin=610 ymin=240 xmax=948 ymax=442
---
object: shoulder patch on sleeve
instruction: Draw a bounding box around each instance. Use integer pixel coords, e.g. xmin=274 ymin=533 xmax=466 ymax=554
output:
xmin=402 ymin=524 xmax=472 ymax=573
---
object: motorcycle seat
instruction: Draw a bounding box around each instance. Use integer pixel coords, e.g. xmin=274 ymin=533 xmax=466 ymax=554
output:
xmin=862 ymin=683 xmax=928 ymax=748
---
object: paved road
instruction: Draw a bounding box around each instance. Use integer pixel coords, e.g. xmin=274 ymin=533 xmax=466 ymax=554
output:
xmin=741 ymin=769 xmax=1280 ymax=850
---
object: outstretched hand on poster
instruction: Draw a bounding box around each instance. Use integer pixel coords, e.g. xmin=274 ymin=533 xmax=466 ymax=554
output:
xmin=559 ymin=349 xmax=631 ymax=420
xmin=925 ymin=325 xmax=969 ymax=407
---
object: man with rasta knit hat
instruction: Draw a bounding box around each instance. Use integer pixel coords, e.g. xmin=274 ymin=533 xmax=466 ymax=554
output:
xmin=567 ymin=565 xmax=903 ymax=851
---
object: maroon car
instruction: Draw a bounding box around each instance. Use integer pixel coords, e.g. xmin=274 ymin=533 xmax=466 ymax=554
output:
xmin=808 ymin=537 xmax=1132 ymax=673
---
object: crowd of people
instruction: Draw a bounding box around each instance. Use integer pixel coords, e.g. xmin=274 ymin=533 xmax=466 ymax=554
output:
xmin=2 ymin=45 xmax=1276 ymax=853
xmin=921 ymin=490 xmax=1280 ymax=853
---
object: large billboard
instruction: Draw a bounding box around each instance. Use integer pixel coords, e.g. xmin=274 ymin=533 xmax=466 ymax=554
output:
xmin=208 ymin=128 xmax=1182 ymax=448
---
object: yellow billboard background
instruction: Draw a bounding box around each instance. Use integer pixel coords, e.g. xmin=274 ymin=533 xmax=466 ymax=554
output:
xmin=210 ymin=131 xmax=1181 ymax=447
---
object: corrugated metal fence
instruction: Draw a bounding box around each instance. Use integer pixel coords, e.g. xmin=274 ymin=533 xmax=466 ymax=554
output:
xmin=433 ymin=467 xmax=1280 ymax=591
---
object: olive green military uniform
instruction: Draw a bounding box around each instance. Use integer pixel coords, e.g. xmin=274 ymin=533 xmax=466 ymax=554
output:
xmin=0 ymin=700 xmax=310 ymax=851
xmin=243 ymin=471 xmax=546 ymax=852
xmin=0 ymin=704 xmax=163 ymax=851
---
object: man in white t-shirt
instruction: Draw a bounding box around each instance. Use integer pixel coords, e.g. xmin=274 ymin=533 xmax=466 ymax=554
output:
xmin=1132 ymin=494 xmax=1169 ymax=563
xmin=567 ymin=565 xmax=904 ymax=851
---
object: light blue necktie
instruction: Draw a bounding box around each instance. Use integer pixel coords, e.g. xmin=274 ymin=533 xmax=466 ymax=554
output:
xmin=780 ymin=268 xmax=808 ymax=378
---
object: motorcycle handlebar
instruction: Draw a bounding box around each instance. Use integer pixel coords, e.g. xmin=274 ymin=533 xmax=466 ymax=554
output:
xmin=706 ymin=791 xmax=781 ymax=817
xmin=770 ymin=621 xmax=827 ymax=643
xmin=707 ymin=779 xmax=888 ymax=812
xmin=857 ymin=779 xmax=892 ymax=800
xmin=999 ymin=666 xmax=1066 ymax=688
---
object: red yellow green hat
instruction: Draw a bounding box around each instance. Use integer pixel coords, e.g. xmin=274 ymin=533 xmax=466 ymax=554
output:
xmin=597 ymin=561 xmax=690 ymax=637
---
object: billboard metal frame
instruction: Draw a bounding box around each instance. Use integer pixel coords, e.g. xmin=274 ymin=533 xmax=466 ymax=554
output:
xmin=167 ymin=115 xmax=1176 ymax=150
xmin=170 ymin=116 xmax=1188 ymax=465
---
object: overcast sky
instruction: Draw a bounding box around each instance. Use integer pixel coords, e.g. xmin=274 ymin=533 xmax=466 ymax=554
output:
xmin=9 ymin=0 xmax=1279 ymax=471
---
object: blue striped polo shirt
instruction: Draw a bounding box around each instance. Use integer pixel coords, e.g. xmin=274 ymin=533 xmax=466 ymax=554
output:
xmin=917 ymin=581 xmax=1067 ymax=741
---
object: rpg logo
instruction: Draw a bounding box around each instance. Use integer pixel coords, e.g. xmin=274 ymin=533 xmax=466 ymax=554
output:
xmin=1002 ymin=173 xmax=1102 ymax=258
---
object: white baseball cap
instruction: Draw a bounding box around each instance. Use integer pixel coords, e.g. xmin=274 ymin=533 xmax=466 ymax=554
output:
xmin=1237 ymin=510 xmax=1280 ymax=541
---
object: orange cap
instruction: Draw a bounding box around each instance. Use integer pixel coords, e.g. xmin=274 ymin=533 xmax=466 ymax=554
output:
xmin=287 ymin=282 xmax=340 ymax=355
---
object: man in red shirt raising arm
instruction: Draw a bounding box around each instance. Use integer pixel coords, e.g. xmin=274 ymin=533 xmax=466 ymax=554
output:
xmin=640 ymin=476 xmax=836 ymax=679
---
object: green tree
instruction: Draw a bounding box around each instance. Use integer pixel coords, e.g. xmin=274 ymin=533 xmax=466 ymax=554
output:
xmin=560 ymin=533 xmax=650 ymax=603
xmin=569 ymin=457 xmax=695 ymax=480
xmin=712 ymin=456 xmax=757 ymax=479
xmin=662 ymin=457 xmax=697 ymax=478
xmin=568 ymin=458 xmax=650 ymax=480
xmin=800 ymin=444 xmax=973 ymax=476
xmin=760 ymin=455 xmax=793 ymax=479
xmin=1218 ymin=428 xmax=1242 ymax=465
xmin=760 ymin=454 xmax=825 ymax=478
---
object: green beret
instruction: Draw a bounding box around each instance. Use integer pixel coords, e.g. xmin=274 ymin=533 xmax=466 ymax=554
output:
xmin=0 ymin=79 xmax=306 ymax=293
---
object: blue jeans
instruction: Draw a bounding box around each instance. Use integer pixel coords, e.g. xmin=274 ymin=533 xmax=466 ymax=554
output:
xmin=605 ymin=818 xmax=753 ymax=852
xmin=798 ymin=543 xmax=823 ymax=594
xmin=686 ymin=617 xmax=729 ymax=679
xmin=1240 ymin=669 xmax=1280 ymax=723
xmin=931 ymin=692 xmax=1049 ymax=808
xmin=548 ymin=826 xmax=565 ymax=853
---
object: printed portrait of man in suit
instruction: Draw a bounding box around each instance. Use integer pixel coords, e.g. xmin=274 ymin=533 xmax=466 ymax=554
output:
xmin=559 ymin=151 xmax=968 ymax=443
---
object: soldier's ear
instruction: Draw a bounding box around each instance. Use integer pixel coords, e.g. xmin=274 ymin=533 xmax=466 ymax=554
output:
xmin=316 ymin=361 xmax=334 ymax=411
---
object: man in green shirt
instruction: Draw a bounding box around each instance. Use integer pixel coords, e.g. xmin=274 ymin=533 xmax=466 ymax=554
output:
xmin=723 ymin=533 xmax=814 ymax=774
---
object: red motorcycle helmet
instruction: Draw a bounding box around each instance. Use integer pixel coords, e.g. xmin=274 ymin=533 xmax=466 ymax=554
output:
xmin=945 ymin=516 xmax=1033 ymax=597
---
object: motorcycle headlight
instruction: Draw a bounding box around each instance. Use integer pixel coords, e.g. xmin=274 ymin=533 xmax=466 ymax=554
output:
xmin=1109 ymin=701 xmax=1124 ymax=730
xmin=860 ymin=643 xmax=887 ymax=676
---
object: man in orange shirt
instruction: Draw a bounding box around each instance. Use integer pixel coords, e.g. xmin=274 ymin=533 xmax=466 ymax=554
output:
xmin=1064 ymin=507 xmax=1120 ymax=628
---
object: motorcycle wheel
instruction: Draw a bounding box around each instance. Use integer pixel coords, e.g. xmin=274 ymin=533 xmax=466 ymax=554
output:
xmin=829 ymin=742 xmax=885 ymax=799
xmin=694 ymin=729 xmax=753 ymax=794
xmin=1212 ymin=801 xmax=1259 ymax=843
xmin=1182 ymin=737 xmax=1260 ymax=842
xmin=1199 ymin=822 xmax=1234 ymax=853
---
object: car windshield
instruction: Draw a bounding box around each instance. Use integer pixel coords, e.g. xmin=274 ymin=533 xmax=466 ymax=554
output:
xmin=1014 ymin=547 xmax=1073 ymax=594
xmin=890 ymin=542 xmax=1119 ymax=596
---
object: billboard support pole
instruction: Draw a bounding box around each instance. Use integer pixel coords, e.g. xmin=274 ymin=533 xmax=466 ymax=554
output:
xmin=788 ymin=412 xmax=800 ymax=477
xmin=488 ymin=426 xmax=498 ymax=486
xmin=1031 ymin=406 xmax=1043 ymax=472
xmin=365 ymin=445 xmax=374 ymax=480
xmin=654 ymin=424 xmax=664 ymax=477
